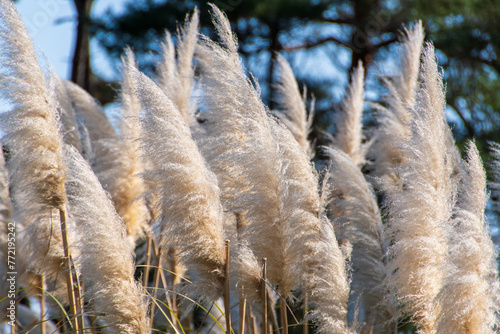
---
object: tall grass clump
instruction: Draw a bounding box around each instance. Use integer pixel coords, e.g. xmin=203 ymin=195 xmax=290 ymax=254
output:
xmin=196 ymin=6 xmax=350 ymax=332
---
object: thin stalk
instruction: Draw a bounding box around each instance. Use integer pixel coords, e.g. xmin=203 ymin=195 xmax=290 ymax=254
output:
xmin=150 ymin=250 xmax=163 ymax=326
xmin=261 ymin=258 xmax=268 ymax=334
xmin=167 ymin=247 xmax=179 ymax=323
xmin=71 ymin=255 xmax=85 ymax=332
xmin=143 ymin=235 xmax=153 ymax=288
xmin=267 ymin=294 xmax=279 ymax=333
xmin=159 ymin=267 xmax=177 ymax=329
xmin=239 ymin=287 xmax=247 ymax=334
xmin=280 ymin=298 xmax=288 ymax=334
xmin=303 ymin=293 xmax=308 ymax=334
xmin=59 ymin=206 xmax=80 ymax=333
xmin=224 ymin=240 xmax=232 ymax=334
xmin=250 ymin=312 xmax=257 ymax=334
xmin=40 ymin=274 xmax=46 ymax=334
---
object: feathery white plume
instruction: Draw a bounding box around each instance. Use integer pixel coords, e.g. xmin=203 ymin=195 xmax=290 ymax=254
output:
xmin=118 ymin=48 xmax=150 ymax=240
xmin=324 ymin=147 xmax=394 ymax=331
xmin=196 ymin=6 xmax=351 ymax=332
xmin=274 ymin=53 xmax=315 ymax=159
xmin=384 ymin=43 xmax=455 ymax=333
xmin=156 ymin=9 xmax=199 ymax=126
xmin=130 ymin=65 xmax=227 ymax=299
xmin=64 ymin=145 xmax=149 ymax=333
xmin=65 ymin=81 xmax=145 ymax=242
xmin=54 ymin=75 xmax=82 ymax=152
xmin=369 ymin=22 xmax=424 ymax=183
xmin=331 ymin=62 xmax=366 ymax=166
xmin=437 ymin=141 xmax=500 ymax=333
xmin=0 ymin=0 xmax=68 ymax=280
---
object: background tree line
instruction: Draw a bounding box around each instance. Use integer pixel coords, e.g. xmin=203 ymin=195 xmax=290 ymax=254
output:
xmin=69 ymin=0 xmax=499 ymax=153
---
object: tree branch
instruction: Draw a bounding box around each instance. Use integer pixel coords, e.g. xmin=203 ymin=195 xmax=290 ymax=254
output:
xmin=282 ymin=36 xmax=352 ymax=52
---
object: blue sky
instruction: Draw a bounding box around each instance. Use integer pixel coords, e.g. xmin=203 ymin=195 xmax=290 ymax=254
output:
xmin=15 ymin=0 xmax=126 ymax=80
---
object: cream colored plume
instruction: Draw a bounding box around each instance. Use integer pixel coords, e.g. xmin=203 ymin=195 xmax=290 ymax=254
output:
xmin=384 ymin=43 xmax=455 ymax=334
xmin=437 ymin=141 xmax=499 ymax=334
xmin=64 ymin=145 xmax=149 ymax=333
xmin=331 ymin=62 xmax=366 ymax=166
xmin=118 ymin=48 xmax=150 ymax=240
xmin=130 ymin=65 xmax=227 ymax=299
xmin=196 ymin=6 xmax=351 ymax=332
xmin=0 ymin=0 xmax=68 ymax=280
xmin=274 ymin=53 xmax=315 ymax=159
xmin=324 ymin=146 xmax=394 ymax=332
xmin=65 ymin=81 xmax=146 ymax=242
xmin=156 ymin=9 xmax=199 ymax=126
xmin=369 ymin=22 xmax=424 ymax=183
xmin=54 ymin=75 xmax=82 ymax=152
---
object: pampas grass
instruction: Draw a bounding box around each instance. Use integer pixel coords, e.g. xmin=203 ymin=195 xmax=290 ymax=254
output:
xmin=156 ymin=9 xmax=199 ymax=126
xmin=55 ymin=75 xmax=82 ymax=152
xmin=118 ymin=49 xmax=150 ymax=241
xmin=0 ymin=0 xmax=68 ymax=280
xmin=64 ymin=144 xmax=149 ymax=333
xmin=324 ymin=147 xmax=394 ymax=332
xmin=437 ymin=141 xmax=500 ymax=334
xmin=331 ymin=62 xmax=366 ymax=167
xmin=369 ymin=22 xmax=424 ymax=183
xmin=65 ymin=80 xmax=146 ymax=242
xmin=274 ymin=53 xmax=315 ymax=159
xmin=196 ymin=6 xmax=350 ymax=332
xmin=384 ymin=43 xmax=456 ymax=333
xmin=130 ymin=63 xmax=227 ymax=300
xmin=2 ymin=3 xmax=500 ymax=333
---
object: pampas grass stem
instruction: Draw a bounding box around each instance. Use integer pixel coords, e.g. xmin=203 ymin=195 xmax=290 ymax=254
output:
xmin=40 ymin=274 xmax=47 ymax=334
xmin=303 ymin=294 xmax=309 ymax=334
xmin=224 ymin=240 xmax=232 ymax=334
xmin=280 ymin=297 xmax=288 ymax=334
xmin=59 ymin=206 xmax=80 ymax=333
xmin=239 ymin=287 xmax=247 ymax=334
xmin=143 ymin=235 xmax=153 ymax=288
xmin=261 ymin=258 xmax=268 ymax=334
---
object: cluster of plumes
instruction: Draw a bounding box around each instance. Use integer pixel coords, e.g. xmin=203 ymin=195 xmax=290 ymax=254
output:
xmin=0 ymin=0 xmax=148 ymax=332
xmin=325 ymin=21 xmax=499 ymax=334
xmin=1 ymin=0 xmax=499 ymax=333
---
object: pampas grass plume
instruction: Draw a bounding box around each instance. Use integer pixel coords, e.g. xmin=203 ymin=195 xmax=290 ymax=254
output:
xmin=64 ymin=145 xmax=149 ymax=333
